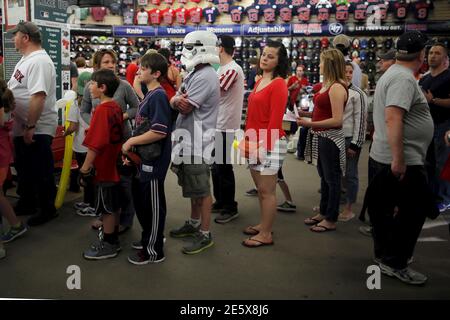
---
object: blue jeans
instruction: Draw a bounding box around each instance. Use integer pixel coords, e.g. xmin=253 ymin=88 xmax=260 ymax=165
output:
xmin=344 ymin=137 xmax=361 ymax=204
xmin=297 ymin=127 xmax=309 ymax=158
xmin=434 ymin=120 xmax=450 ymax=204
xmin=317 ymin=136 xmax=341 ymax=222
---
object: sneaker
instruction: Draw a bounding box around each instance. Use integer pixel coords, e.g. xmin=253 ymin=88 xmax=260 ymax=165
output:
xmin=182 ymin=232 xmax=214 ymax=255
xmin=76 ymin=207 xmax=97 ymax=217
xmin=438 ymin=203 xmax=450 ymax=213
xmin=1 ymin=223 xmax=28 ymax=243
xmin=379 ymin=262 xmax=427 ymax=285
xmin=214 ymin=210 xmax=239 ymax=224
xmin=211 ymin=202 xmax=223 ymax=214
xmin=128 ymin=250 xmax=165 ymax=265
xmin=374 ymin=257 xmax=414 ymax=266
xmin=131 ymin=241 xmax=143 ymax=250
xmin=245 ymin=188 xmax=258 ymax=196
xmin=27 ymin=213 xmax=58 ymax=227
xmin=83 ymin=240 xmax=121 ymax=260
xmin=277 ymin=201 xmax=297 ymax=212
xmin=359 ymin=225 xmax=373 ymax=237
xmin=74 ymin=202 xmax=90 ymax=210
xmin=169 ymin=221 xmax=199 ymax=238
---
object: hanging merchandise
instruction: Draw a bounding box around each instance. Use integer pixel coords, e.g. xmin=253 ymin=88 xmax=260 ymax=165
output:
xmin=279 ymin=5 xmax=294 ymax=23
xmin=296 ymin=5 xmax=312 ymax=22
xmin=189 ymin=7 xmax=203 ymax=24
xmin=413 ymin=0 xmax=433 ymax=21
xmin=162 ymin=7 xmax=176 ymax=25
xmin=203 ymin=5 xmax=220 ymax=23
xmin=230 ymin=6 xmax=245 ymax=23
xmin=216 ymin=0 xmax=233 ymax=14
xmin=149 ymin=8 xmax=162 ymax=25
xmin=136 ymin=8 xmax=149 ymax=25
xmin=91 ymin=7 xmax=108 ymax=22
xmin=353 ymin=1 xmax=368 ymax=22
xmin=175 ymin=6 xmax=189 ymax=25
xmin=335 ymin=2 xmax=350 ymax=22
xmin=262 ymin=5 xmax=278 ymax=23
xmin=245 ymin=5 xmax=262 ymax=23
xmin=393 ymin=0 xmax=409 ymax=20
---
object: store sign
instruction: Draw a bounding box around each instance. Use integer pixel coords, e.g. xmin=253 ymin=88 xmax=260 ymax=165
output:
xmin=2 ymin=31 xmax=23 ymax=81
xmin=39 ymin=24 xmax=70 ymax=99
xmin=157 ymin=26 xmax=197 ymax=37
xmin=198 ymin=24 xmax=241 ymax=36
xmin=32 ymin=0 xmax=69 ymax=23
xmin=328 ymin=23 xmax=344 ymax=35
xmin=243 ymin=24 xmax=291 ymax=36
xmin=292 ymin=23 xmax=327 ymax=36
xmin=114 ymin=26 xmax=156 ymax=37
xmin=406 ymin=22 xmax=450 ymax=33
xmin=346 ymin=23 xmax=404 ymax=35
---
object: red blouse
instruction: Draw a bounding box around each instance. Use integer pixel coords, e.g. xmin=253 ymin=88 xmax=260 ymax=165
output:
xmin=245 ymin=78 xmax=288 ymax=151
xmin=312 ymin=82 xmax=348 ymax=132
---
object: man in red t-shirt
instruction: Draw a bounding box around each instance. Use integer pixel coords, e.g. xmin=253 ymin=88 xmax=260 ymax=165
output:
xmin=126 ymin=52 xmax=141 ymax=86
xmin=81 ymin=69 xmax=124 ymax=260
xmin=286 ymin=65 xmax=309 ymax=109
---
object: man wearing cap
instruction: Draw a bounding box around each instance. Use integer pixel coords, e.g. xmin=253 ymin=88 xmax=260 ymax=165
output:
xmin=367 ymin=31 xmax=434 ymax=285
xmin=7 ymin=22 xmax=58 ymax=225
xmin=126 ymin=52 xmax=141 ymax=86
xmin=377 ymin=50 xmax=396 ymax=74
xmin=333 ymin=34 xmax=362 ymax=88
xmin=419 ymin=43 xmax=450 ymax=213
xmin=211 ymin=35 xmax=245 ymax=224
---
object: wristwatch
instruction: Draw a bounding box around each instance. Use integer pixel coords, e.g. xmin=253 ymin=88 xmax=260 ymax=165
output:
xmin=25 ymin=124 xmax=36 ymax=130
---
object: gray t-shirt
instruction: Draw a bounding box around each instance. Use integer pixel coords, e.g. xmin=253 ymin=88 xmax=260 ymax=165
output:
xmin=173 ymin=65 xmax=220 ymax=160
xmin=81 ymin=79 xmax=139 ymax=139
xmin=370 ymin=64 xmax=434 ymax=166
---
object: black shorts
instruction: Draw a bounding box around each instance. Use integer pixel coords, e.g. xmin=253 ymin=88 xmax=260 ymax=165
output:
xmin=95 ymin=184 xmax=122 ymax=215
xmin=277 ymin=167 xmax=284 ymax=182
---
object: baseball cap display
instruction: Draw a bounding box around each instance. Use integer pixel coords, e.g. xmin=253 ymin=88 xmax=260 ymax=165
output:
xmin=384 ymin=38 xmax=393 ymax=49
xmin=321 ymin=37 xmax=329 ymax=48
xmin=360 ymin=38 xmax=368 ymax=49
xmin=368 ymin=38 xmax=377 ymax=49
xmin=396 ymin=31 xmax=429 ymax=54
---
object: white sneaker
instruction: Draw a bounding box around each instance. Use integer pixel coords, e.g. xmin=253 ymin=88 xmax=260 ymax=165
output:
xmin=74 ymin=202 xmax=90 ymax=210
xmin=76 ymin=207 xmax=97 ymax=217
xmin=379 ymin=262 xmax=427 ymax=285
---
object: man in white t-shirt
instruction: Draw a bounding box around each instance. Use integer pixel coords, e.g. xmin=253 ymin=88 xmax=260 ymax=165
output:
xmin=212 ymin=35 xmax=245 ymax=224
xmin=7 ymin=22 xmax=58 ymax=226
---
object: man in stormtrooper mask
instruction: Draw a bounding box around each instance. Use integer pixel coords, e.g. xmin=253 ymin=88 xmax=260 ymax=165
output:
xmin=169 ymin=31 xmax=221 ymax=255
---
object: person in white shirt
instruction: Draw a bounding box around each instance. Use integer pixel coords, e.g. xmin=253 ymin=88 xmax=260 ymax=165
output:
xmin=339 ymin=62 xmax=368 ymax=222
xmin=7 ymin=21 xmax=58 ymax=226
xmin=212 ymin=35 xmax=245 ymax=224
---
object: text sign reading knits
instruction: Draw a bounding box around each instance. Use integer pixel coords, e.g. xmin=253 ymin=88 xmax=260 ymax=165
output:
xmin=113 ymin=26 xmax=156 ymax=37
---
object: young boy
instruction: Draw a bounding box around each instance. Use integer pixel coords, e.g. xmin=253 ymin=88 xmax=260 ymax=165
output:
xmin=80 ymin=69 xmax=124 ymax=260
xmin=122 ymin=52 xmax=172 ymax=265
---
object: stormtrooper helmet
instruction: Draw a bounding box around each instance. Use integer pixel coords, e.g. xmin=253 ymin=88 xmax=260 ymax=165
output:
xmin=181 ymin=31 xmax=220 ymax=72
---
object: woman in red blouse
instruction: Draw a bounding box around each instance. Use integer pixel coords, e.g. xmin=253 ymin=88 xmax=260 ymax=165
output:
xmin=297 ymin=49 xmax=348 ymax=233
xmin=240 ymin=40 xmax=289 ymax=247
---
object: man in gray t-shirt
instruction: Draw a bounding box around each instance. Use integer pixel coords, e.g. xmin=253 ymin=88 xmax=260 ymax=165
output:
xmin=367 ymin=31 xmax=434 ymax=286
xmin=370 ymin=63 xmax=433 ymax=167
xmin=169 ymin=31 xmax=221 ymax=255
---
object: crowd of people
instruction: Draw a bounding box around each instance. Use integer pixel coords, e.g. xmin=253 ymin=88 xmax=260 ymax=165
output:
xmin=0 ymin=22 xmax=449 ymax=286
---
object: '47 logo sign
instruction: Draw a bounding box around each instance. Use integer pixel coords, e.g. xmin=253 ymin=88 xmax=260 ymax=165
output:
xmin=329 ymin=22 xmax=344 ymax=35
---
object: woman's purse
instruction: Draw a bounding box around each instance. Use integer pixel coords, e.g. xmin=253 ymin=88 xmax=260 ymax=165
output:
xmin=132 ymin=119 xmax=161 ymax=162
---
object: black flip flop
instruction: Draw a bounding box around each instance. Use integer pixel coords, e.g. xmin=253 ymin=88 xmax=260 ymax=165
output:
xmin=310 ymin=224 xmax=336 ymax=233
xmin=242 ymin=237 xmax=274 ymax=248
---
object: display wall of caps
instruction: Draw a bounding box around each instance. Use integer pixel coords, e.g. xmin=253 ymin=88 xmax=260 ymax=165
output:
xmin=71 ymin=35 xmax=185 ymax=76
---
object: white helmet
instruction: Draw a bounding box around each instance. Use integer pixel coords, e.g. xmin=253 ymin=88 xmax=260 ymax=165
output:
xmin=180 ymin=31 xmax=220 ymax=72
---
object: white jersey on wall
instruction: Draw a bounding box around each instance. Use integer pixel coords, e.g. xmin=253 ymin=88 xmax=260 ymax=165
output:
xmin=137 ymin=11 xmax=149 ymax=25
xmin=8 ymin=49 xmax=57 ymax=137
xmin=216 ymin=60 xmax=245 ymax=131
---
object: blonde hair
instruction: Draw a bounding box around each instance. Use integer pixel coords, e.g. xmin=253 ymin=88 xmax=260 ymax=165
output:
xmin=320 ymin=49 xmax=346 ymax=87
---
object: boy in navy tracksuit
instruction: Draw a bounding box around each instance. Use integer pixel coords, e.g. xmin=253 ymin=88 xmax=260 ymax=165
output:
xmin=122 ymin=52 xmax=172 ymax=265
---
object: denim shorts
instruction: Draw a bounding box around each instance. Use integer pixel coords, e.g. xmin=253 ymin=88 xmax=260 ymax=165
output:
xmin=249 ymin=138 xmax=287 ymax=176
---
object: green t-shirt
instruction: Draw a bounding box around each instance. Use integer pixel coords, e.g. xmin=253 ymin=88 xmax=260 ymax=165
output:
xmin=80 ymin=8 xmax=89 ymax=20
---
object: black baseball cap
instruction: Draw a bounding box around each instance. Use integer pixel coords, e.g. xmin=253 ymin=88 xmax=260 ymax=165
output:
xmin=218 ymin=35 xmax=235 ymax=49
xmin=396 ymin=31 xmax=429 ymax=55
xmin=9 ymin=21 xmax=41 ymax=42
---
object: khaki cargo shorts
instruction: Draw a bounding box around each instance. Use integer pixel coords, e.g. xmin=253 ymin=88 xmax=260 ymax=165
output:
xmin=171 ymin=163 xmax=211 ymax=198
